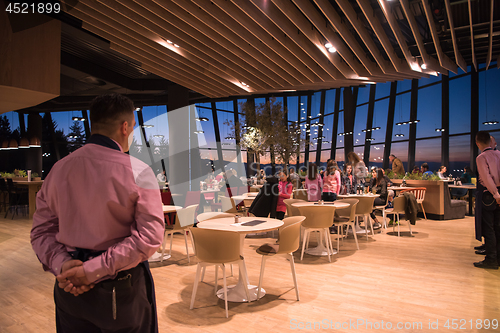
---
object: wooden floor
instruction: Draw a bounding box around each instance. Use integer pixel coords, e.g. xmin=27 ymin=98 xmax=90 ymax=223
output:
xmin=1 ymin=213 xmax=499 ymax=333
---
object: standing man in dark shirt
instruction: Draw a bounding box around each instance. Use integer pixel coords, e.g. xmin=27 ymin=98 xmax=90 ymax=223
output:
xmin=474 ymin=131 xmax=500 ymax=269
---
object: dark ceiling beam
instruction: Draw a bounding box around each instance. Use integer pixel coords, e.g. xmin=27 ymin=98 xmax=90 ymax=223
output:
xmin=444 ymin=0 xmax=468 ymax=72
xmin=485 ymin=0 xmax=494 ymax=69
xmin=467 ymin=0 xmax=478 ymax=71
xmin=61 ymin=52 xmax=172 ymax=91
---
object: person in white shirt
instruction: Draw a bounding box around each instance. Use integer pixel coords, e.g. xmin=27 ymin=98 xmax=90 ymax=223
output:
xmin=156 ymin=170 xmax=166 ymax=182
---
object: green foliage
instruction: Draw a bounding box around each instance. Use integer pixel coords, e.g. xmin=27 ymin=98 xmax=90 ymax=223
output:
xmin=16 ymin=170 xmax=27 ymax=177
xmin=0 ymin=172 xmax=14 ymax=178
xmin=32 ymin=172 xmax=39 ymax=178
xmin=386 ymin=170 xmax=395 ymax=179
xmin=299 ymin=169 xmax=307 ymax=177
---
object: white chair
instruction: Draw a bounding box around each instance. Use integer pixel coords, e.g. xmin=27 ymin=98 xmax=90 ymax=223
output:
xmin=332 ymin=199 xmax=359 ymax=251
xmin=386 ymin=196 xmax=412 ymax=237
xmin=373 ymin=195 xmax=389 ymax=229
xmin=255 ymin=216 xmax=305 ymax=301
xmin=400 ymin=187 xmax=427 ymax=220
xmin=189 ymin=228 xmax=251 ymax=318
xmin=161 ymin=204 xmax=198 ymax=263
xmin=220 ymin=196 xmax=238 ymax=213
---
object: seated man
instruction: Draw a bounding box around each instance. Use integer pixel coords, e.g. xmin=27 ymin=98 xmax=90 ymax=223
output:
xmin=421 ymin=163 xmax=434 ymax=177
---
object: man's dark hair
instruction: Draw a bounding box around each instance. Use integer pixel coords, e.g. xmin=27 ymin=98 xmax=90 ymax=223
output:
xmin=390 ymin=154 xmax=396 ymax=158
xmin=421 ymin=163 xmax=429 ymax=171
xmin=90 ymin=94 xmax=134 ymax=131
xmin=476 ymin=131 xmax=491 ymax=146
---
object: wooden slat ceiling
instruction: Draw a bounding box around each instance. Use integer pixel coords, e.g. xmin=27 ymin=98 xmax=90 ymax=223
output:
xmin=59 ymin=0 xmax=500 ymax=98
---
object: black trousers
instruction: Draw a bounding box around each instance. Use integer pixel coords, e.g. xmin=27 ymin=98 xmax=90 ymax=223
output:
xmin=370 ymin=197 xmax=387 ymax=220
xmin=276 ymin=211 xmax=285 ymax=220
xmin=482 ymin=204 xmax=500 ymax=263
xmin=321 ymin=192 xmax=337 ymax=202
xmin=54 ymin=264 xmax=154 ymax=333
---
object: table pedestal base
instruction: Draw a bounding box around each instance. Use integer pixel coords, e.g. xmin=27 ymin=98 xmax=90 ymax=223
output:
xmin=148 ymin=252 xmax=171 ymax=262
xmin=216 ymin=284 xmax=265 ymax=302
xmin=305 ymin=244 xmax=337 ymax=256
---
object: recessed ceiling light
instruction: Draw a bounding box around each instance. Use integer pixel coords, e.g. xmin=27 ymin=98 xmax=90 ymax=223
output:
xmin=325 ymin=43 xmax=332 ymax=48
xmin=328 ymin=47 xmax=337 ymax=53
xmin=166 ymin=40 xmax=173 ymax=44
xmin=421 ymin=63 xmax=427 ymax=69
xmin=174 ymin=44 xmax=180 ymax=48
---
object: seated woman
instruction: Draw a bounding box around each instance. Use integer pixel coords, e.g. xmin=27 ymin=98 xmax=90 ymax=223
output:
xmin=461 ymin=166 xmax=473 ymax=184
xmin=437 ymin=166 xmax=448 ymax=179
xmin=369 ymin=169 xmax=388 ymax=230
xmin=304 ymin=163 xmax=322 ymax=202
xmin=276 ymin=171 xmax=293 ymax=220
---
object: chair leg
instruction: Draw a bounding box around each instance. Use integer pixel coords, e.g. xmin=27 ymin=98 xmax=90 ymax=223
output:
xmin=365 ymin=215 xmax=369 ymax=241
xmin=324 ymin=229 xmax=331 ymax=263
xmin=351 ymin=224 xmax=359 ymax=250
xmin=214 ymin=265 xmax=218 ymax=294
xmin=382 ymin=209 xmax=387 ymax=229
xmin=337 ymin=225 xmax=341 ymax=252
xmin=239 ymin=260 xmax=251 ymax=302
xmin=257 ymin=256 xmax=266 ymax=299
xmin=184 ymin=231 xmax=190 ymax=264
xmin=421 ymin=203 xmax=427 ymax=220
xmin=189 ymin=231 xmax=195 ymax=256
xmin=327 ymin=229 xmax=334 ymax=258
xmin=160 ymin=231 xmax=168 ymax=263
xmin=169 ymin=231 xmax=174 ymax=256
xmin=222 ymin=264 xmax=229 ymax=318
xmin=300 ymin=230 xmax=310 ymax=261
xmin=190 ymin=263 xmax=202 ymax=309
xmin=289 ymin=253 xmax=299 ymax=301
xmin=408 ymin=219 xmax=413 ymax=236
xmin=397 ymin=214 xmax=401 ymax=237
xmin=201 ymin=266 xmax=206 ymax=282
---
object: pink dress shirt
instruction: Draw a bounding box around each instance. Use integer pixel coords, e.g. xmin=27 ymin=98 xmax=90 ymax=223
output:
xmin=31 ymin=140 xmax=165 ymax=283
xmin=323 ymin=171 xmax=341 ymax=194
xmin=476 ymin=148 xmax=500 ymax=200
xmin=276 ymin=181 xmax=293 ymax=213
xmin=304 ymin=175 xmax=323 ymax=202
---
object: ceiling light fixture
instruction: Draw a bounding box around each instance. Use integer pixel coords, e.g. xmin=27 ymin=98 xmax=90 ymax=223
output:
xmin=142 ymin=124 xmax=154 ymax=128
xmin=483 ymin=121 xmax=499 ymax=125
xmin=395 ymin=134 xmax=405 ymax=137
xmin=194 ymin=130 xmax=205 ymax=134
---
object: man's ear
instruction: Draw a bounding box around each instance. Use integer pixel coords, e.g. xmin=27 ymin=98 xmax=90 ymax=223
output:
xmin=120 ymin=121 xmax=129 ymax=136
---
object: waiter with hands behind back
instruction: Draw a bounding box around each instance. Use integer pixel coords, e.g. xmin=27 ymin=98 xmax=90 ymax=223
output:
xmin=31 ymin=94 xmax=165 ymax=332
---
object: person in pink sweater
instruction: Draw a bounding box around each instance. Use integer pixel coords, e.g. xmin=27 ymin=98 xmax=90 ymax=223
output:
xmin=276 ymin=171 xmax=293 ymax=220
xmin=322 ymin=160 xmax=341 ymax=202
xmin=304 ymin=163 xmax=323 ymax=202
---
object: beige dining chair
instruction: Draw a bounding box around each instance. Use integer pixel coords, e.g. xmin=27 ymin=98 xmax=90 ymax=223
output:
xmin=355 ymin=196 xmax=377 ymax=240
xmin=332 ymin=199 xmax=359 ymax=251
xmin=386 ymin=196 xmax=411 ymax=237
xmin=161 ymin=204 xmax=198 ymax=263
xmin=189 ymin=228 xmax=251 ymax=318
xmin=255 ymin=216 xmax=305 ymax=301
xmin=284 ymin=198 xmax=305 ymax=217
xmin=373 ymin=195 xmax=390 ymax=229
xmin=196 ymin=212 xmax=236 ymax=280
xmin=284 ymin=198 xmax=306 ymax=241
xmin=297 ymin=205 xmax=336 ymax=262
xmin=293 ymin=189 xmax=308 ymax=201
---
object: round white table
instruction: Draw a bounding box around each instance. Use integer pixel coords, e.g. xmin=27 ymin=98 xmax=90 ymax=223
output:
xmin=197 ymin=217 xmax=283 ymax=302
xmin=338 ymin=194 xmax=380 ymax=234
xmin=292 ymin=201 xmax=349 ymax=256
xmin=231 ymin=193 xmax=257 ymax=207
xmin=149 ymin=205 xmax=184 ymax=262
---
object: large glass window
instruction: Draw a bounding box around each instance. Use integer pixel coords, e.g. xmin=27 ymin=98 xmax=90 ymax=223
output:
xmin=375 ymin=82 xmax=391 ymax=99
xmin=449 ymin=135 xmax=471 ymax=177
xmin=311 ymin=91 xmax=321 ymax=117
xmin=357 ymin=86 xmax=370 ymax=105
xmin=218 ymin=111 xmax=235 ymax=149
xmin=336 ymin=111 xmax=344 ymax=148
xmin=393 ymin=92 xmax=411 ymax=141
xmin=419 ymin=74 xmax=441 ymax=87
xmin=369 ymin=144 xmax=384 ymax=169
xmin=371 ymin=98 xmax=389 ymax=143
xmin=479 ymin=69 xmax=500 ymax=132
xmin=354 ymin=104 xmax=368 ymax=144
xmin=415 ymin=138 xmax=441 ymax=173
xmin=194 ymin=105 xmax=216 ymax=149
xmin=287 ymin=96 xmax=299 ymax=123
xmin=397 ymin=79 xmax=411 ymax=93
xmin=417 ymin=84 xmax=442 ymax=138
xmin=324 ymin=89 xmax=336 ymax=115
xmin=216 ymin=101 xmax=233 ymax=112
xmin=449 ymin=75 xmax=471 ymax=134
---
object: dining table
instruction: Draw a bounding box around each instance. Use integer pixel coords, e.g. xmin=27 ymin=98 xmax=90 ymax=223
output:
xmin=13 ymin=180 xmax=44 ymax=219
xmin=448 ymin=184 xmax=476 ymax=216
xmin=291 ymin=201 xmax=349 ymax=256
xmin=149 ymin=205 xmax=183 ymax=263
xmin=197 ymin=216 xmax=283 ymax=302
